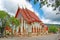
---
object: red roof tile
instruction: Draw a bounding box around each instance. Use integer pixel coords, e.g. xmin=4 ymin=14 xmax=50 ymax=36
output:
xmin=15 ymin=7 xmax=20 ymax=18
xmin=26 ymin=8 xmax=40 ymax=22
xmin=15 ymin=7 xmax=42 ymax=23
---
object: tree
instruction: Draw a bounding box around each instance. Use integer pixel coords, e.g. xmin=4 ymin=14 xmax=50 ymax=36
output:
xmin=9 ymin=17 xmax=20 ymax=35
xmin=48 ymin=25 xmax=58 ymax=33
xmin=27 ymin=0 xmax=60 ymax=11
xmin=0 ymin=11 xmax=10 ymax=37
xmin=0 ymin=11 xmax=20 ymax=36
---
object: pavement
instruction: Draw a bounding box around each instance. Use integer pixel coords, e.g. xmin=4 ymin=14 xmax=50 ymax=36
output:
xmin=0 ymin=34 xmax=60 ymax=40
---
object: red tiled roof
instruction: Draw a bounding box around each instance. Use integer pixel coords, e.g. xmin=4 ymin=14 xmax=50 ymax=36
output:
xmin=25 ymin=8 xmax=41 ymax=22
xmin=15 ymin=7 xmax=20 ymax=18
xmin=23 ymin=8 xmax=33 ymax=23
xmin=15 ymin=7 xmax=42 ymax=23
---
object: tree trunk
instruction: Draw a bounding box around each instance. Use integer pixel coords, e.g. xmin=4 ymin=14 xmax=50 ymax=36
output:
xmin=1 ymin=27 xmax=5 ymax=37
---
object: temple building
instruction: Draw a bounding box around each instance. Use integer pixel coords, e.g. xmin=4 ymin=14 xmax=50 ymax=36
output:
xmin=15 ymin=7 xmax=48 ymax=36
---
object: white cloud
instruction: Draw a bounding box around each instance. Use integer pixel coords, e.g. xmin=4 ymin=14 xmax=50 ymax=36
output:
xmin=42 ymin=5 xmax=60 ymax=24
xmin=1 ymin=0 xmax=60 ymax=24
xmin=35 ymin=11 xmax=40 ymax=17
xmin=0 ymin=0 xmax=4 ymax=10
xmin=41 ymin=17 xmax=60 ymax=24
xmin=0 ymin=0 xmax=39 ymax=20
xmin=47 ymin=0 xmax=55 ymax=4
xmin=1 ymin=0 xmax=35 ymax=16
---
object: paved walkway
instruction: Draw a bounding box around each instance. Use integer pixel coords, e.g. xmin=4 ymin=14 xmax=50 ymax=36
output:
xmin=0 ymin=34 xmax=60 ymax=40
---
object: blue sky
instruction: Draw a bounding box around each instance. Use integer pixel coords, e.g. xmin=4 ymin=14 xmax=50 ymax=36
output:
xmin=27 ymin=0 xmax=60 ymax=24
xmin=30 ymin=0 xmax=44 ymax=18
xmin=0 ymin=0 xmax=60 ymax=24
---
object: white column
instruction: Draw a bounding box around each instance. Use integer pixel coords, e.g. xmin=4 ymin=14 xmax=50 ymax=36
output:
xmin=35 ymin=22 xmax=37 ymax=33
xmin=32 ymin=23 xmax=34 ymax=33
xmin=20 ymin=17 xmax=23 ymax=34
xmin=37 ymin=22 xmax=39 ymax=33
xmin=39 ymin=23 xmax=42 ymax=31
xmin=16 ymin=26 xmax=18 ymax=33
xmin=12 ymin=25 xmax=16 ymax=34
xmin=33 ymin=22 xmax=35 ymax=33
xmin=28 ymin=24 xmax=32 ymax=33
xmin=24 ymin=20 xmax=27 ymax=34
xmin=26 ymin=23 xmax=28 ymax=33
xmin=24 ymin=20 xmax=26 ymax=31
xmin=33 ymin=22 xmax=36 ymax=33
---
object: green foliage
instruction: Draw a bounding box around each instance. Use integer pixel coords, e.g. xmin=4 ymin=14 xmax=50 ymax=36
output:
xmin=0 ymin=11 xmax=10 ymax=36
xmin=0 ymin=10 xmax=20 ymax=28
xmin=0 ymin=11 xmax=10 ymax=27
xmin=27 ymin=0 xmax=60 ymax=10
xmin=55 ymin=0 xmax=60 ymax=8
xmin=0 ymin=27 xmax=1 ymax=30
xmin=9 ymin=17 xmax=20 ymax=35
xmin=9 ymin=17 xmax=20 ymax=28
xmin=0 ymin=11 xmax=8 ymax=19
xmin=0 ymin=11 xmax=20 ymax=36
xmin=48 ymin=25 xmax=58 ymax=33
xmin=34 ymin=0 xmax=39 ymax=4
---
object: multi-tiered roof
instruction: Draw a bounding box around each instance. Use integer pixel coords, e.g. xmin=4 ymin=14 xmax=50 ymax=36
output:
xmin=15 ymin=7 xmax=47 ymax=27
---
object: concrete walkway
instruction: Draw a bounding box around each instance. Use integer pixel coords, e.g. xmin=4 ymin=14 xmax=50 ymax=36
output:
xmin=0 ymin=34 xmax=60 ymax=40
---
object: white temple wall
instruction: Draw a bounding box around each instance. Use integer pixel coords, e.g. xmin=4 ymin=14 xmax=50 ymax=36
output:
xmin=16 ymin=13 xmax=42 ymax=33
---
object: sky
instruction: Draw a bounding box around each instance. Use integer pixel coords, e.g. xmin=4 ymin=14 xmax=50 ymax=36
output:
xmin=0 ymin=0 xmax=60 ymax=24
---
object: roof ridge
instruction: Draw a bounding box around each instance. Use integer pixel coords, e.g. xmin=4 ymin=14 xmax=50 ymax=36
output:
xmin=15 ymin=7 xmax=21 ymax=18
